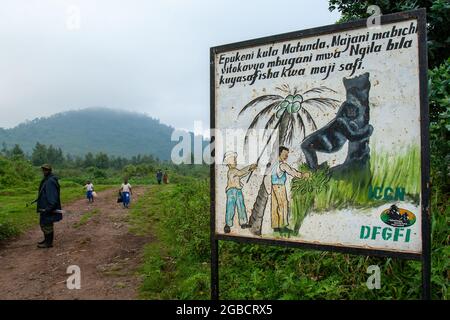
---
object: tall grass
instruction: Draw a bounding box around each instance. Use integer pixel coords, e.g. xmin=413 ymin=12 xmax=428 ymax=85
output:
xmin=131 ymin=180 xmax=211 ymax=299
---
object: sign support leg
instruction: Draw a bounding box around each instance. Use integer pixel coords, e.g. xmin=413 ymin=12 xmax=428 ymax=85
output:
xmin=211 ymin=239 xmax=219 ymax=300
xmin=421 ymin=207 xmax=431 ymax=300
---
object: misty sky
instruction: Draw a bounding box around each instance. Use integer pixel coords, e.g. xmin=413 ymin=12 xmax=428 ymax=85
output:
xmin=0 ymin=0 xmax=339 ymax=131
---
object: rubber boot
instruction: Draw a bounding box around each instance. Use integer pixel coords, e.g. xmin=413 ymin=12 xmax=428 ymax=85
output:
xmin=37 ymin=232 xmax=46 ymax=245
xmin=47 ymin=232 xmax=54 ymax=247
xmin=37 ymin=232 xmax=53 ymax=248
xmin=37 ymin=238 xmax=46 ymax=245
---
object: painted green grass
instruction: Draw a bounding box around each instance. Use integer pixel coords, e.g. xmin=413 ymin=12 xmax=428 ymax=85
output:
xmin=0 ymin=182 xmax=114 ymax=240
xmin=291 ymin=145 xmax=421 ymax=233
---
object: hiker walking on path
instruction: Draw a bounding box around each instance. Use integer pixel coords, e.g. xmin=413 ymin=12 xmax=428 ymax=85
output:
xmin=36 ymin=164 xmax=62 ymax=248
xmin=156 ymin=169 xmax=163 ymax=185
xmin=120 ymin=178 xmax=132 ymax=209
xmin=85 ymin=180 xmax=95 ymax=203
xmin=163 ymin=170 xmax=169 ymax=184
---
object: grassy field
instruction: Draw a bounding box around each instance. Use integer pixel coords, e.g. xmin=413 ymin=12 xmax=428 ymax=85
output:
xmin=0 ymin=156 xmax=446 ymax=299
xmin=133 ymin=177 xmax=448 ymax=300
xmin=0 ymin=154 xmax=208 ymax=241
xmin=0 ymin=181 xmax=114 ymax=240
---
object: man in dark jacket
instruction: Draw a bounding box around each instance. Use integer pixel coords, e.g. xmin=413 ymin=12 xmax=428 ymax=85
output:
xmin=36 ymin=164 xmax=62 ymax=248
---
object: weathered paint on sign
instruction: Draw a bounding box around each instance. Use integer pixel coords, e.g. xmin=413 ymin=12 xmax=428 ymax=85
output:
xmin=213 ymin=18 xmax=422 ymax=254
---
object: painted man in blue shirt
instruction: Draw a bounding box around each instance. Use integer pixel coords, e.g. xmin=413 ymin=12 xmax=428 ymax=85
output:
xmin=271 ymin=147 xmax=310 ymax=233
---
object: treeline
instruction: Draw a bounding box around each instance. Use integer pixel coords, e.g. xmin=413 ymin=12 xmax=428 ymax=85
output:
xmin=1 ymin=142 xmax=164 ymax=169
xmin=0 ymin=142 xmax=208 ymax=182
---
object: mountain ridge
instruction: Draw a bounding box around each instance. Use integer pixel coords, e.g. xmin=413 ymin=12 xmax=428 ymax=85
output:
xmin=0 ymin=107 xmax=190 ymax=160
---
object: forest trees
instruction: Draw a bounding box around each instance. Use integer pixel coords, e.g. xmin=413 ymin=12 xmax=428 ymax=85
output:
xmin=31 ymin=142 xmax=64 ymax=166
xmin=1 ymin=143 xmax=25 ymax=159
xmin=328 ymin=0 xmax=450 ymax=68
xmin=0 ymin=141 xmax=199 ymax=180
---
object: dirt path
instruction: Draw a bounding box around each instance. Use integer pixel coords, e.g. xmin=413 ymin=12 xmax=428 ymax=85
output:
xmin=0 ymin=187 xmax=152 ymax=300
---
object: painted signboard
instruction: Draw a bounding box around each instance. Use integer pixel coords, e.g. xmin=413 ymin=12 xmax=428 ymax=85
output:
xmin=211 ymin=10 xmax=429 ymax=259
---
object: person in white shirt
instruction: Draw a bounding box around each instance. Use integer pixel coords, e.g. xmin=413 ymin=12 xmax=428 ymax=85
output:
xmin=120 ymin=178 xmax=132 ymax=208
xmin=223 ymin=151 xmax=257 ymax=234
xmin=84 ymin=180 xmax=94 ymax=203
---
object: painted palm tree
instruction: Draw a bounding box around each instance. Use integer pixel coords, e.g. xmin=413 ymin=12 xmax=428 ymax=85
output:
xmin=238 ymin=84 xmax=340 ymax=235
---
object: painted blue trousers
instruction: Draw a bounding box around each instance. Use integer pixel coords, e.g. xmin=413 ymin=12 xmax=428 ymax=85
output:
xmin=225 ymin=188 xmax=248 ymax=227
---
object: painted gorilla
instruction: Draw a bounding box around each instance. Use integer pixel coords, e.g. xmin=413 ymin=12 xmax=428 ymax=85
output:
xmin=301 ymin=73 xmax=373 ymax=171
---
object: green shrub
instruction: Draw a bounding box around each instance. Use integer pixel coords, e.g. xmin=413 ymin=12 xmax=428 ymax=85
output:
xmin=0 ymin=156 xmax=37 ymax=189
